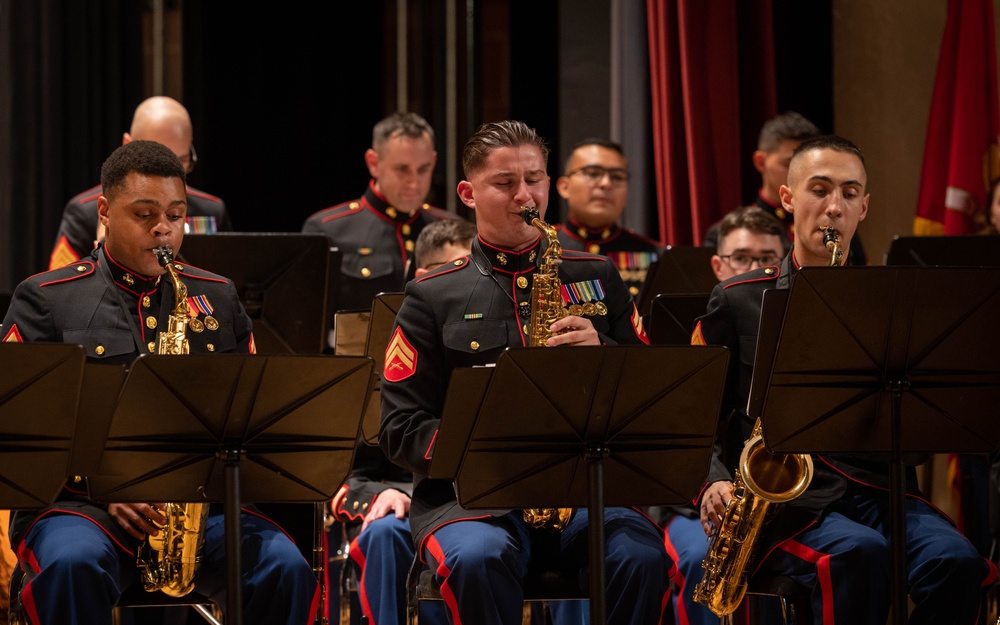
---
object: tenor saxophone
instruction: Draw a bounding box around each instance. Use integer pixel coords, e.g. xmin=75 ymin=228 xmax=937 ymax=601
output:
xmin=519 ymin=206 xmax=573 ymax=532
xmin=693 ymin=229 xmax=844 ymax=616
xmin=135 ymin=245 xmax=210 ymax=597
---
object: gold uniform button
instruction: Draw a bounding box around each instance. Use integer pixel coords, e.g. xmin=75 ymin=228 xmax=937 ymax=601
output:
xmin=470 ymin=341 xmax=480 ymax=351
xmin=174 ymin=264 xmax=184 ymax=272
xmin=95 ymin=345 xmax=105 ymax=356
xmin=142 ymin=295 xmax=151 ymax=308
xmin=522 ymin=324 xmax=530 ymax=335
xmin=207 ymin=344 xmax=215 ymax=352
xmin=588 ymin=244 xmax=600 ymax=254
xmin=386 ymin=207 xmax=398 ymax=218
xmin=361 ymin=267 xmax=372 ymax=278
xmin=73 ymin=475 xmax=83 ymax=483
xmin=517 ymin=276 xmax=528 ymax=289
xmin=76 ymin=265 xmax=86 ymax=273
xmin=146 ymin=316 xmax=157 ymax=329
xmin=629 ymin=286 xmax=639 ymax=296
xmin=577 ymin=227 xmax=587 ymax=238
xmin=453 ymin=259 xmax=463 ymax=266
xmin=402 ymin=224 xmax=411 ymax=236
xmin=405 ymin=240 xmax=414 ymax=252
xmin=147 ymin=342 xmax=156 ymax=352
xmin=764 ymin=268 xmax=776 ymax=276
xmin=350 ymin=201 xmax=360 ymax=209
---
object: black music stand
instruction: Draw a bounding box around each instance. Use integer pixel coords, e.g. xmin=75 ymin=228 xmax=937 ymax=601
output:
xmin=753 ymin=266 xmax=1000 ymax=625
xmin=433 ymin=345 xmax=728 ymax=625
xmin=359 ymin=292 xmax=405 ymax=443
xmin=0 ymin=343 xmax=89 ymax=508
xmin=635 ymin=246 xmax=717 ymax=316
xmin=885 ymin=233 xmax=1000 ymax=267
xmin=88 ymin=353 xmax=374 ymax=625
xmin=648 ymin=292 xmax=711 ymax=345
xmin=176 ymin=233 xmax=340 ymax=355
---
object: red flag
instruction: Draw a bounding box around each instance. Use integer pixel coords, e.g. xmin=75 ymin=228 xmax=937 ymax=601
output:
xmin=914 ymin=0 xmax=1000 ymax=235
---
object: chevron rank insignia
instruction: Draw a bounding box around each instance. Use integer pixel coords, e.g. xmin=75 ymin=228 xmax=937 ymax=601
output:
xmin=384 ymin=327 xmax=417 ymax=382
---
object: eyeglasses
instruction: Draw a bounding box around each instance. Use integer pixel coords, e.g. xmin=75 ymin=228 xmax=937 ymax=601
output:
xmin=178 ymin=144 xmax=198 ymax=174
xmin=718 ymin=254 xmax=781 ymax=270
xmin=566 ymin=165 xmax=629 ymax=185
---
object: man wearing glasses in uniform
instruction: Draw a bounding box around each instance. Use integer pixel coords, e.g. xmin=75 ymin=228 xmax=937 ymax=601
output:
xmin=709 ymin=205 xmax=787 ymax=282
xmin=555 ymin=138 xmax=662 ymax=297
xmin=49 ymin=96 xmax=231 ymax=270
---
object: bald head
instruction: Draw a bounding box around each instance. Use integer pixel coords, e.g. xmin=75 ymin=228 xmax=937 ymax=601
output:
xmin=124 ymin=96 xmax=195 ymax=172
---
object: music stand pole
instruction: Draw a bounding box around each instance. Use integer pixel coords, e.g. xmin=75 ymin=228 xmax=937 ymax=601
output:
xmin=224 ymin=449 xmax=244 ymax=623
xmin=889 ymin=385 xmax=906 ymax=625
xmin=587 ymin=446 xmax=608 ymax=624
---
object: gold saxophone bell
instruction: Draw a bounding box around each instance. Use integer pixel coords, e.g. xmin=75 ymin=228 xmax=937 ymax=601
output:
xmin=518 ymin=206 xmax=574 ymax=532
xmin=135 ymin=246 xmax=209 ymax=597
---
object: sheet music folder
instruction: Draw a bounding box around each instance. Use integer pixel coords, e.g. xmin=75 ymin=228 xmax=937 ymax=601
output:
xmin=427 ymin=345 xmax=728 ymax=507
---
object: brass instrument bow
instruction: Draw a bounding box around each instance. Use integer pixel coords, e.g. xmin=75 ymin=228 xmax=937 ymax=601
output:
xmin=519 ymin=206 xmax=574 ymax=532
xmin=135 ymin=246 xmax=210 ymax=597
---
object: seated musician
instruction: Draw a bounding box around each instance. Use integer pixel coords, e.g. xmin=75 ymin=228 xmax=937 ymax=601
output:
xmin=379 ymin=120 xmax=672 ymax=625
xmin=691 ymin=135 xmax=993 ymax=624
xmin=2 ymin=140 xmax=317 ymax=625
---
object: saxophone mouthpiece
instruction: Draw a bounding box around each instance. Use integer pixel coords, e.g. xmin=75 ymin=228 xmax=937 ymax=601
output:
xmin=520 ymin=206 xmax=540 ymax=225
xmin=821 ymin=227 xmax=838 ymax=250
xmin=153 ymin=246 xmax=175 ymax=267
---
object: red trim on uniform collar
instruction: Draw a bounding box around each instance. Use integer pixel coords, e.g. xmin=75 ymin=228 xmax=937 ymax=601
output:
xmin=477 ymin=235 xmax=542 ymax=274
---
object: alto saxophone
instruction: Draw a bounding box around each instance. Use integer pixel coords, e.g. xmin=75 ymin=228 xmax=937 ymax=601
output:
xmin=519 ymin=206 xmax=573 ymax=532
xmin=693 ymin=229 xmax=845 ymax=616
xmin=135 ymin=246 xmax=210 ymax=597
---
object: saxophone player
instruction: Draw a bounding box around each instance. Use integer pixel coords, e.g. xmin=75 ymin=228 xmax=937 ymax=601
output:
xmin=690 ymin=135 xmax=993 ymax=624
xmin=2 ymin=140 xmax=318 ymax=625
xmin=379 ymin=120 xmax=672 ymax=625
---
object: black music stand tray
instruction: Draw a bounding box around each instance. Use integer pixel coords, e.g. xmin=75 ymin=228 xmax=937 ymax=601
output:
xmin=648 ymin=292 xmax=711 ymax=345
xmin=177 ymin=233 xmax=340 ymax=355
xmin=753 ymin=266 xmax=1000 ymax=625
xmin=432 ymin=345 xmax=728 ymax=625
xmin=635 ymin=246 xmax=717 ymax=316
xmin=88 ymin=353 xmax=374 ymax=625
xmin=359 ymin=292 xmax=405 ymax=443
xmin=0 ymin=343 xmax=90 ymax=508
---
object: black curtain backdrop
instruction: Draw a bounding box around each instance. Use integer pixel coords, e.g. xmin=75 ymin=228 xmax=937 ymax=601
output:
xmin=2 ymin=0 xmax=144 ymax=290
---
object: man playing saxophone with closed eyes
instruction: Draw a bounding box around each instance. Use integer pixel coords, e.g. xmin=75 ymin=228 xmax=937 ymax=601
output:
xmin=3 ymin=140 xmax=317 ymax=625
xmin=690 ymin=135 xmax=993 ymax=624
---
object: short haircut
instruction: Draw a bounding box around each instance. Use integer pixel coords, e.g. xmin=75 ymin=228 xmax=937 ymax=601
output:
xmin=100 ymin=140 xmax=186 ymax=199
xmin=791 ymin=134 xmax=866 ymax=167
xmin=716 ymin=206 xmax=785 ymax=252
xmin=372 ymin=112 xmax=435 ymax=150
xmin=758 ymin=111 xmax=820 ymax=152
xmin=462 ymin=120 xmax=549 ymax=178
xmin=563 ymin=138 xmax=625 ymax=172
xmin=414 ymin=218 xmax=478 ymax=268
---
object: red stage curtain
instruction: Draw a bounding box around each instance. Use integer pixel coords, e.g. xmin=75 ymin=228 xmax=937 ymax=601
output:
xmin=646 ymin=0 xmax=775 ymax=246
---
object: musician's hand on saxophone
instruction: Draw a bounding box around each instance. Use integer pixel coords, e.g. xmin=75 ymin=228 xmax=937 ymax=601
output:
xmin=699 ymin=481 xmax=734 ymax=536
xmin=107 ymin=502 xmax=167 ymax=540
xmin=544 ymin=315 xmax=600 ymax=346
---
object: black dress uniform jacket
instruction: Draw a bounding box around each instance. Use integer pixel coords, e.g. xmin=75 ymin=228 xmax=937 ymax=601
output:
xmin=49 ymin=183 xmax=231 ymax=271
xmin=3 ymin=243 xmax=253 ymax=551
xmin=379 ymin=235 xmax=649 ymax=549
xmin=555 ymin=218 xmax=662 ymax=297
xmin=692 ymin=253 xmax=926 ymax=550
xmin=302 ymin=181 xmax=457 ymax=312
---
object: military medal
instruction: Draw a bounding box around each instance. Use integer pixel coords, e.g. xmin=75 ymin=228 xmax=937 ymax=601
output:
xmin=560 ymin=280 xmax=608 ymax=317
xmin=204 ymin=316 xmax=219 ymax=331
xmin=189 ymin=318 xmax=205 ymax=333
